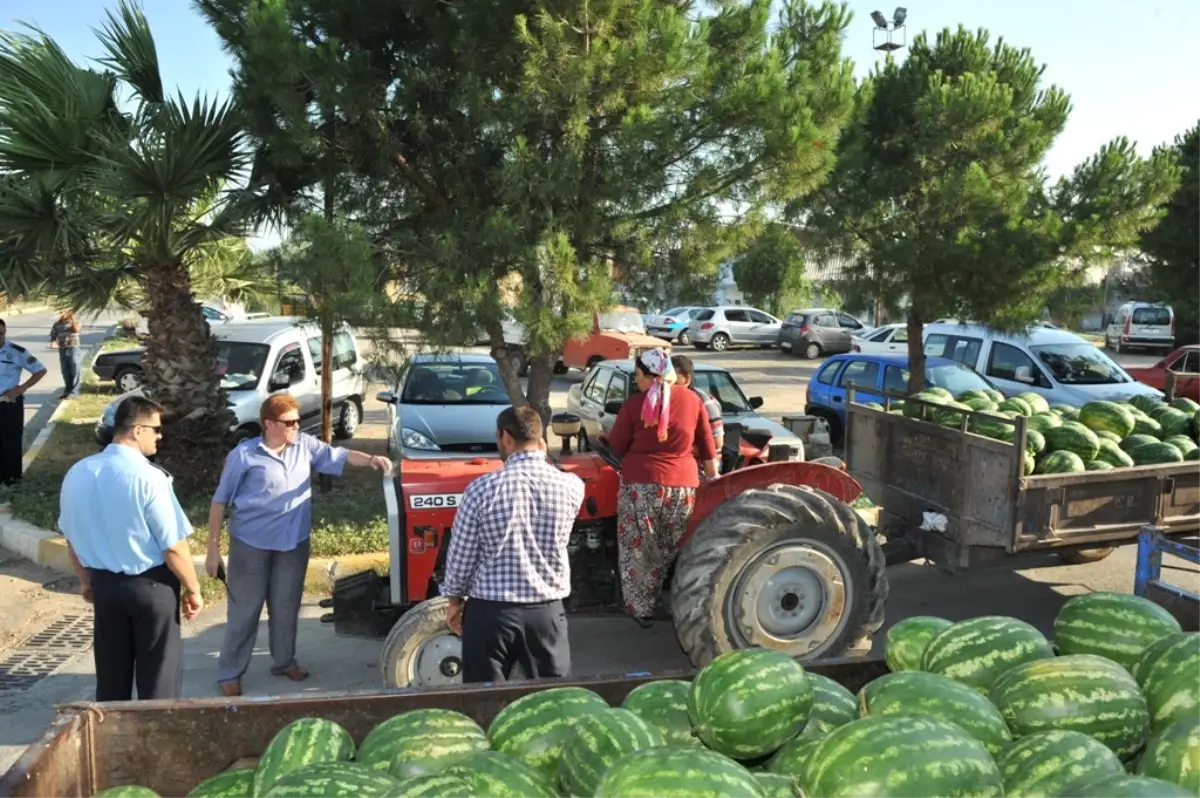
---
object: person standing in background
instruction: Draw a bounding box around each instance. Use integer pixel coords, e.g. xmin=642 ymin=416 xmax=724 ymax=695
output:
xmin=58 ymin=396 xmax=203 ymax=701
xmin=49 ymin=310 xmax=83 ymax=399
xmin=205 ymin=393 xmax=392 ymax=696
xmin=671 ymin=354 xmax=724 ymax=475
xmin=0 ymin=318 xmax=46 ymax=486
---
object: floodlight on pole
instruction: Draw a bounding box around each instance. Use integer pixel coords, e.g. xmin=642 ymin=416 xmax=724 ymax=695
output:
xmin=893 ymin=7 xmax=907 ymax=26
xmin=871 ymin=7 xmax=907 ymax=53
xmin=871 ymin=10 xmax=888 ymax=27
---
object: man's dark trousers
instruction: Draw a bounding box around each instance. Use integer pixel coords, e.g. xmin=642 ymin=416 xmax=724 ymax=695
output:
xmin=0 ymin=396 xmax=23 ymax=486
xmin=461 ymin=598 xmax=570 ymax=683
xmin=88 ymin=564 xmax=183 ymax=701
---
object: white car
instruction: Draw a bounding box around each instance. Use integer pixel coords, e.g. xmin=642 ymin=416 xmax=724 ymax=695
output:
xmin=851 ymin=323 xmax=909 ymax=354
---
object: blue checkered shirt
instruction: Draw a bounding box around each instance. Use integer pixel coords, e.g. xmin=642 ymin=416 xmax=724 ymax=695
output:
xmin=440 ymin=450 xmax=585 ymax=603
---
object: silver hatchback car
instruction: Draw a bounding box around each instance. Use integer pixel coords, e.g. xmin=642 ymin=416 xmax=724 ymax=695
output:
xmin=687 ymin=306 xmax=782 ymax=351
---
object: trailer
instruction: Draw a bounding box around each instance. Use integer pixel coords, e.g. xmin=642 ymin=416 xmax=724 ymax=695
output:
xmin=0 ymin=659 xmax=887 ymax=798
xmin=1133 ymin=525 xmax=1200 ymax=631
xmin=842 ymin=388 xmax=1200 ymax=570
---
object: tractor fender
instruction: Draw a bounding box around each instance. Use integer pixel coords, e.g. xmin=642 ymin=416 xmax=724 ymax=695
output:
xmin=683 ymin=461 xmax=863 ymax=547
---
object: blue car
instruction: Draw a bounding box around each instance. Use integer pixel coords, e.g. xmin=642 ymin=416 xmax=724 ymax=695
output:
xmin=805 ymin=353 xmax=1000 ymax=439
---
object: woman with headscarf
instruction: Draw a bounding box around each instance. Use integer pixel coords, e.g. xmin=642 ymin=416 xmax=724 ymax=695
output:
xmin=604 ymin=348 xmax=718 ymax=627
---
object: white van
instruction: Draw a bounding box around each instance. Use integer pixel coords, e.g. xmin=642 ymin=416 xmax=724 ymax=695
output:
xmin=921 ymin=322 xmax=1162 ymax=407
xmin=1105 ymin=302 xmax=1175 ymax=354
xmin=98 ymin=317 xmax=367 ymax=444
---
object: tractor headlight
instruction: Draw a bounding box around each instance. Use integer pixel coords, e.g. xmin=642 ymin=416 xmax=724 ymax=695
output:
xmin=401 ymin=427 xmax=440 ymax=451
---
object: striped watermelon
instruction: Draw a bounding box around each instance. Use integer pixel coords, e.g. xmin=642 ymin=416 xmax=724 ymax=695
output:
xmin=1130 ymin=395 xmax=1164 ymax=415
xmin=487 ymin=686 xmax=608 ymax=778
xmin=752 ymin=772 xmax=799 ymax=798
xmin=920 ymin=615 xmax=1054 ymax=695
xmin=1136 ymin=717 xmax=1200 ymax=793
xmin=260 ymin=763 xmax=400 ymax=798
xmin=1158 ymin=408 xmax=1193 ymax=438
xmin=1129 ymin=632 xmax=1200 ymax=733
xmin=1132 ymin=415 xmax=1163 ymax=437
xmin=989 ymin=654 xmax=1151 ymax=760
xmin=621 ymin=680 xmax=699 ymax=747
xmin=1044 ymin=421 xmax=1101 ymax=461
xmin=1086 ymin=459 xmax=1115 ymax=471
xmin=252 ymin=718 xmax=355 ymax=796
xmin=444 ymin=750 xmax=559 ymax=798
xmin=95 ymin=788 xmax=159 ymax=797
xmin=858 ymin=670 xmax=1012 ymax=756
xmin=1053 ymin=592 xmax=1183 ymax=669
xmin=802 ymin=713 xmax=1003 ymax=797
xmin=391 ymin=773 xmax=475 ymax=797
xmin=1026 ymin=412 xmax=1064 ymax=434
xmin=594 ymin=746 xmax=764 ymax=797
xmin=995 ymin=729 xmax=1124 ymax=798
xmin=1096 ymin=438 xmax=1135 ymax=468
xmin=1094 ymin=428 xmax=1122 ymax=443
xmin=186 ymin=769 xmax=254 ymax=798
xmin=1079 ymin=400 xmax=1137 ymax=439
xmin=1129 ymin=441 xmax=1185 ymax=465
xmin=687 ymin=648 xmax=813 ymax=759
xmin=1052 ymin=404 xmax=1081 ymax=420
xmin=1017 ymin=392 xmax=1051 ymax=415
xmin=1062 ymin=774 xmax=1194 ymax=797
xmin=876 ymin=642 xmax=937 ymax=685
xmin=805 ymin=672 xmax=858 ymax=734
xmin=1121 ymin=433 xmax=1161 ymax=452
xmin=558 ymin=708 xmax=666 ymax=797
xmin=358 ymin=708 xmax=487 ymax=770
xmin=1037 ymin=450 xmax=1086 ymax=474
xmin=766 ymin=735 xmax=823 ymax=778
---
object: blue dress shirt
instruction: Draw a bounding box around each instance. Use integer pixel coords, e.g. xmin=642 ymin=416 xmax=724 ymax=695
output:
xmin=0 ymin=340 xmax=46 ymax=392
xmin=212 ymin=433 xmax=349 ymax=552
xmin=58 ymin=444 xmax=192 ymax=574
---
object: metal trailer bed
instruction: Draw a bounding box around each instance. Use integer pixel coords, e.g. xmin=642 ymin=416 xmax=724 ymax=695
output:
xmin=1134 ymin=525 xmax=1200 ymax=631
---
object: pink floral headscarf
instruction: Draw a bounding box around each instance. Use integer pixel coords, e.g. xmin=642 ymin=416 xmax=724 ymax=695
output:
xmin=638 ymin=348 xmax=677 ymax=442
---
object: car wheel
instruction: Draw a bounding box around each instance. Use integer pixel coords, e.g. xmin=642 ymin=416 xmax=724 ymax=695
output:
xmin=334 ymin=399 xmax=361 ymax=439
xmin=804 ymin=342 xmax=822 ymax=360
xmin=115 ymin=367 xmax=143 ymax=393
xmin=553 ymin=360 xmax=569 ymax=374
xmin=233 ymin=426 xmax=257 ymax=444
xmin=710 ymin=333 xmax=730 ymax=352
xmin=678 ymin=330 xmax=691 ymax=346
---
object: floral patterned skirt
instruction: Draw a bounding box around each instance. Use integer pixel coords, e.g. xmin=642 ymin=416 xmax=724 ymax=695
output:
xmin=616 ymin=482 xmax=697 ymax=618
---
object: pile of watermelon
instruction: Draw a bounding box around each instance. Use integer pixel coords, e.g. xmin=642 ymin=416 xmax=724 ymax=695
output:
xmin=873 ymin=386 xmax=1200 ymax=475
xmin=96 ymin=595 xmax=1199 ymax=798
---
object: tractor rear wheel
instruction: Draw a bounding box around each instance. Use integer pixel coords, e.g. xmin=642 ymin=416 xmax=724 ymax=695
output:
xmin=670 ymin=484 xmax=887 ymax=668
xmin=380 ymin=597 xmax=464 ymax=689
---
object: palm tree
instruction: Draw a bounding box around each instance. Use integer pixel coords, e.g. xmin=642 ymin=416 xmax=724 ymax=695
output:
xmin=0 ymin=1 xmax=253 ymax=488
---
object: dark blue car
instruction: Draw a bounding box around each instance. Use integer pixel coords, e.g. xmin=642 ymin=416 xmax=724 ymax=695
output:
xmin=804 ymin=353 xmax=999 ymax=438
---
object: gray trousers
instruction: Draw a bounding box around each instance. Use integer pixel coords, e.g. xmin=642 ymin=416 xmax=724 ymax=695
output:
xmin=216 ymin=535 xmax=310 ymax=684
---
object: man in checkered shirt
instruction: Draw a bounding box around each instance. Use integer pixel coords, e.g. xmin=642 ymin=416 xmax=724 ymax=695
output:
xmin=440 ymin=406 xmax=585 ymax=682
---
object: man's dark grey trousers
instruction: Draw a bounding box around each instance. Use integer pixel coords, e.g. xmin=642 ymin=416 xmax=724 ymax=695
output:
xmin=461 ymin=598 xmax=571 ymax=683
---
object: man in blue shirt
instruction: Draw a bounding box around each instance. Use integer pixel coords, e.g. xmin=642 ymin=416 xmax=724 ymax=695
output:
xmin=59 ymin=396 xmax=203 ymax=701
xmin=0 ymin=318 xmax=47 ymax=485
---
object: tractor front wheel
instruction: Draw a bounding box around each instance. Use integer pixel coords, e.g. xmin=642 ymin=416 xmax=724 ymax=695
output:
xmin=670 ymin=484 xmax=887 ymax=668
xmin=380 ymin=597 xmax=465 ymax=689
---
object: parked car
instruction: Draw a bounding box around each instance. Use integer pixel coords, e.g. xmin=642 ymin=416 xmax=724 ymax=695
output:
xmin=560 ymin=306 xmax=668 ymax=371
xmin=91 ymin=347 xmax=150 ymax=393
xmin=96 ymin=318 xmax=366 ymax=445
xmin=1123 ymin=344 xmax=1200 ymax=401
xmin=565 ymin=359 xmax=805 ymax=460
xmin=644 ymin=306 xmax=704 ymax=345
xmin=1106 ymin=302 xmax=1175 ymax=354
xmin=687 ymin=306 xmax=782 ymax=352
xmin=376 ymin=353 xmax=514 ymax=458
xmin=921 ymin=321 xmax=1162 ymax=406
xmin=851 ymin=322 xmax=909 ymax=354
xmin=777 ymin=308 xmax=866 ymax=358
xmin=805 ymin=353 xmax=1000 ymax=439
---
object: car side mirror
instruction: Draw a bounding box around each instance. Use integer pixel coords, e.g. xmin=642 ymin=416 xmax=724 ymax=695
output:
xmin=269 ymin=370 xmax=291 ymax=391
xmin=748 ymin=396 xmax=764 ymax=409
xmin=604 ymin=400 xmax=624 ymax=416
xmin=1014 ymin=366 xmax=1034 ymax=384
xmin=376 ymin=390 xmax=397 ymax=404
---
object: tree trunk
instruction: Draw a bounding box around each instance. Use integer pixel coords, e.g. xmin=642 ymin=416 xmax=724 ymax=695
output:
xmin=489 ymin=329 xmax=554 ymax=429
xmin=905 ymin=307 xmax=926 ymax=395
xmin=143 ymin=260 xmax=234 ymax=493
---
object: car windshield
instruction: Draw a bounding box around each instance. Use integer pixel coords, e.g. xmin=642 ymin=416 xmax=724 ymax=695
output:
xmin=1032 ymin=343 xmax=1130 ymax=385
xmin=216 ymin=342 xmax=270 ymax=390
xmin=598 ymin=310 xmax=645 ymax=334
xmin=692 ymin=370 xmax=754 ymax=414
xmin=926 ymin=362 xmax=993 ymax=395
xmin=401 ymin=361 xmax=511 ymax=404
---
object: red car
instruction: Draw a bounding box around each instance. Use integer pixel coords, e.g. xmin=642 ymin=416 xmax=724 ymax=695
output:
xmin=1123 ymin=345 xmax=1200 ymax=401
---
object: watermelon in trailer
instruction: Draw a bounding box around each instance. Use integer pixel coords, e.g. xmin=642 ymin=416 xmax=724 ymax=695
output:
xmin=1036 ymin=450 xmax=1086 ymax=474
xmin=1136 ymin=717 xmax=1200 ymax=794
xmin=752 ymin=772 xmax=800 ymax=798
xmin=391 ymin=773 xmax=476 ymax=797
xmin=186 ymin=770 xmax=254 ymax=798
xmin=444 ymin=750 xmax=559 ymax=798
xmin=1043 ymin=421 xmax=1101 ymax=462
xmin=252 ymin=717 xmax=355 ymax=796
xmin=260 ymin=763 xmax=401 ymax=798
xmin=620 ymin=680 xmax=700 ymax=747
xmin=1129 ymin=441 xmax=1185 ymax=465
xmin=1062 ymin=774 xmax=1195 ymax=797
xmin=594 ymin=746 xmax=765 ymax=798
xmin=1053 ymin=591 xmax=1183 ymax=669
xmin=357 ymin=708 xmax=487 ymax=771
xmin=919 ymin=615 xmax=1055 ymax=695
xmin=995 ymin=729 xmax=1125 ymax=798
xmin=96 ymin=788 xmax=159 ymax=797
xmin=558 ymin=708 xmax=666 ymax=797
xmin=1129 ymin=632 xmax=1200 ymax=734
xmin=487 ymin=686 xmax=609 ymax=778
xmin=1078 ymin=400 xmax=1137 ymax=439
xmin=766 ymin=735 xmax=823 ymax=779
xmin=805 ymin=672 xmax=858 ymax=733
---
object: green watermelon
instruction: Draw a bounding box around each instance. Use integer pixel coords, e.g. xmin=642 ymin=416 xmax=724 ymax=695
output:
xmin=904 ymin=390 xmax=949 ymax=420
xmin=354 ymin=709 xmax=487 ymax=775
xmin=1121 ymin=433 xmax=1161 ymax=452
xmin=998 ymin=397 xmax=1033 ymax=417
xmin=1036 ymin=450 xmax=1086 ymax=474
xmin=487 ymin=686 xmax=608 ymax=779
xmin=1096 ymin=438 xmax=1136 ymax=468
xmin=920 ymin=615 xmax=1055 ymax=695
xmin=96 ymin=788 xmax=159 ymax=797
xmin=863 ymin=401 xmax=885 ymax=411
xmin=260 ymin=763 xmax=400 ymax=798
xmin=858 ymin=670 xmax=1012 ymax=756
xmin=559 ymin=708 xmax=666 ymax=797
xmin=1054 ymin=591 xmax=1184 ymax=670
xmin=444 ymin=751 xmax=559 ymax=798
xmin=933 ymin=400 xmax=972 ymax=428
xmin=766 ymin=735 xmax=822 ymax=778
xmin=1024 ymin=429 xmax=1046 ymax=455
xmin=1086 ymin=459 xmax=1115 ymax=471
xmin=989 ymin=654 xmax=1151 ymax=760
xmin=1149 ymin=403 xmax=1175 ymax=421
xmin=391 ymin=773 xmax=476 ymax=797
xmin=884 ymin=616 xmax=953 ymax=672
xmin=252 ymin=718 xmax=355 ymax=796
xmin=956 ymin=389 xmax=991 ymax=403
xmin=1130 ymin=394 xmax=1165 ymax=415
xmin=1136 ymin=717 xmax=1200 ymax=793
xmin=802 ymin=714 xmax=1003 ymax=798
xmin=982 ymin=388 xmax=1005 ymax=404
xmin=1079 ymin=400 xmax=1137 ymax=439
xmin=1129 ymin=441 xmax=1185 ymax=465
xmin=688 ymin=648 xmax=813 ymax=759
xmin=962 ymin=396 xmax=998 ymax=412
xmin=1194 ymin=408 xmax=1200 ymax=436
xmin=187 ymin=769 xmax=254 ymax=797
xmin=1129 ymin=633 xmax=1200 ymax=734
xmin=969 ymin=411 xmax=1017 ymax=441
xmin=752 ymin=772 xmax=799 ymax=798
xmin=1044 ymin=421 xmax=1101 ymax=461
xmin=1164 ymin=434 xmax=1199 ymax=458
xmin=1158 ymin=408 xmax=1193 ymax=437
xmin=1132 ymin=414 xmax=1163 ymax=437
xmin=1051 ymin=404 xmax=1081 ymax=420
xmin=925 ymin=386 xmax=954 ymax=400
xmin=1062 ymin=774 xmax=1194 ymax=797
xmin=1026 ymin=412 xmax=1064 ymax=433
xmin=995 ymin=729 xmax=1124 ymax=798
xmin=1169 ymin=397 xmax=1200 ymax=415
xmin=1024 ymin=454 xmax=1036 ymax=475
xmin=594 ymin=746 xmax=764 ymax=798
xmin=804 ymin=672 xmax=858 ymax=734
xmin=1189 ymin=448 xmax=1200 ymax=461
xmin=621 ymin=680 xmax=699 ymax=747
xmin=1017 ymin=392 xmax=1051 ymax=415
xmin=1094 ymin=428 xmax=1122 ymax=443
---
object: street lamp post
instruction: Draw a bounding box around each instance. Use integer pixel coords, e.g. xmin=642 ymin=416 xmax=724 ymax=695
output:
xmin=872 ymin=7 xmax=908 ymax=53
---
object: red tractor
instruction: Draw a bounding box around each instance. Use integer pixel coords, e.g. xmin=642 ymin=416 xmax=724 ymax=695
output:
xmin=320 ymin=415 xmax=888 ymax=688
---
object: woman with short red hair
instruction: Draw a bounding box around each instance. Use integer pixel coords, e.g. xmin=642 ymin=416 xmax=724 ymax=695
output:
xmin=205 ymin=393 xmax=392 ymax=696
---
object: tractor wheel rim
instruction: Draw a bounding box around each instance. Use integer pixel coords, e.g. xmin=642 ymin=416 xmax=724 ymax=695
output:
xmin=726 ymin=540 xmax=852 ymax=656
xmin=411 ymin=633 xmax=463 ymax=686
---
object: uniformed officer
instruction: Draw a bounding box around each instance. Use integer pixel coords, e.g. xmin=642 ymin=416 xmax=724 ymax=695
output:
xmin=0 ymin=318 xmax=47 ymax=485
xmin=58 ymin=395 xmax=204 ymax=701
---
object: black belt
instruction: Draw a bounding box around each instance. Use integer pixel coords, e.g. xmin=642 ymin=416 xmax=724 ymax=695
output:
xmin=86 ymin=563 xmax=177 ymax=587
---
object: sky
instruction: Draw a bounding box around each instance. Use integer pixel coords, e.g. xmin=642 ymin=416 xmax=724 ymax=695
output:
xmin=3 ymin=0 xmax=1198 ymax=245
